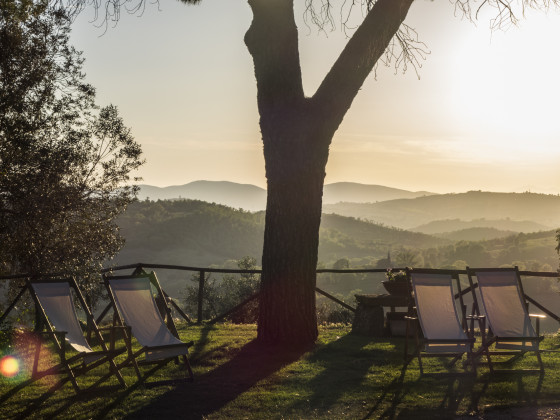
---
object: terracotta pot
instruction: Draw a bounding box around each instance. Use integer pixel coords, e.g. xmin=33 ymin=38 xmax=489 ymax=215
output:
xmin=382 ymin=280 xmax=409 ymax=296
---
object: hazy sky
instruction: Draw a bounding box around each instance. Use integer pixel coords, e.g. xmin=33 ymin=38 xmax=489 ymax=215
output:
xmin=70 ymin=0 xmax=560 ymax=194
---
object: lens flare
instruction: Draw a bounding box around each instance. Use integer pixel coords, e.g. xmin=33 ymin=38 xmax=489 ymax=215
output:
xmin=0 ymin=355 xmax=20 ymax=378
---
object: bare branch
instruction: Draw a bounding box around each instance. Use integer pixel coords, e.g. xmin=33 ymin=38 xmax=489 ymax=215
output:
xmin=304 ymin=0 xmax=428 ymax=78
xmin=453 ymin=0 xmax=560 ymax=31
xmin=304 ymin=0 xmax=336 ymax=33
xmin=57 ymin=0 xmax=165 ymax=32
xmin=376 ymin=23 xmax=430 ymax=79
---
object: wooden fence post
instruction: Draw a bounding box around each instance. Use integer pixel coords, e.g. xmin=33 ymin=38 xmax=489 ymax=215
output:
xmin=197 ymin=270 xmax=205 ymax=323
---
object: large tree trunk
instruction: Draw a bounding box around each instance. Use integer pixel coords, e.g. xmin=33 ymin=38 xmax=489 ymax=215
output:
xmin=245 ymin=0 xmax=415 ymax=347
xmin=258 ymin=133 xmax=328 ymax=344
xmin=245 ymin=0 xmax=325 ymax=345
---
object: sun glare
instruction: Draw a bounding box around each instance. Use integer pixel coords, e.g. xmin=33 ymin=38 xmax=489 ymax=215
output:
xmin=0 ymin=355 xmax=20 ymax=378
xmin=447 ymin=13 xmax=560 ymax=160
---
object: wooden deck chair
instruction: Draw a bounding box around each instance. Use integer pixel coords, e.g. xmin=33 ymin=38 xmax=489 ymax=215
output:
xmin=467 ymin=267 xmax=544 ymax=373
xmin=103 ymin=272 xmax=194 ymax=385
xmin=404 ymin=268 xmax=480 ymax=376
xmin=1 ymin=277 xmax=127 ymax=394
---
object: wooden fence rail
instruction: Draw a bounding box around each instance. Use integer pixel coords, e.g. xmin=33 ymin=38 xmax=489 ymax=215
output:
xmin=1 ymin=264 xmax=559 ymax=326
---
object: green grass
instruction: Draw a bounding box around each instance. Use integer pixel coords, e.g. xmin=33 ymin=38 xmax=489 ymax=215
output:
xmin=1 ymin=324 xmax=560 ymax=419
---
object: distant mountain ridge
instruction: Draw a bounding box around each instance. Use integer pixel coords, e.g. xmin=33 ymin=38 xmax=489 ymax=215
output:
xmin=137 ymin=181 xmax=436 ymax=211
xmin=322 ymin=182 xmax=435 ymax=203
xmin=138 ymin=181 xmax=266 ymax=212
xmin=412 ymin=219 xmax=549 ymax=234
xmin=324 ymin=191 xmax=560 ymax=230
xmin=137 ymin=183 xmax=560 ymax=233
xmin=433 ymin=227 xmax=518 ymax=242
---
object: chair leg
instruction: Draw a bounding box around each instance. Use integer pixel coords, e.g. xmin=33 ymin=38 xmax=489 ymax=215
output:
xmin=412 ymin=326 xmax=425 ymax=375
xmin=32 ymin=340 xmax=41 ymax=379
xmin=109 ymin=357 xmax=127 ymax=388
xmin=65 ymin=363 xmax=81 ymax=393
xmin=417 ymin=353 xmax=424 ymax=375
xmin=536 ymin=350 xmax=544 ymax=372
xmin=469 ymin=352 xmax=477 ymax=375
xmin=447 ymin=354 xmax=462 ymax=368
xmin=182 ymin=355 xmax=194 ymax=382
xmin=480 ymin=322 xmax=494 ymax=374
xmin=484 ymin=347 xmax=494 ymax=374
xmin=121 ymin=326 xmax=142 ymax=382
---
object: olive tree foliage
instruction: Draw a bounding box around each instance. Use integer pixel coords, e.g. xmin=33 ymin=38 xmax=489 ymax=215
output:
xmin=66 ymin=0 xmax=558 ymax=346
xmin=184 ymin=256 xmax=260 ymax=322
xmin=394 ymin=247 xmax=423 ymax=268
xmin=0 ymin=1 xmax=144 ymax=305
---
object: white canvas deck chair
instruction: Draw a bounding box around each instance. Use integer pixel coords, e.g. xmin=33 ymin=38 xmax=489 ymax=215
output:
xmin=103 ymin=272 xmax=194 ymax=385
xmin=467 ymin=267 xmax=544 ymax=373
xmin=405 ymin=268 xmax=480 ymax=375
xmin=0 ymin=277 xmax=126 ymax=394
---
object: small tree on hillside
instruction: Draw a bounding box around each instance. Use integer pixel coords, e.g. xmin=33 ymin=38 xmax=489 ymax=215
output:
xmin=0 ymin=3 xmax=144 ymax=306
xmin=394 ymin=247 xmax=423 ymax=268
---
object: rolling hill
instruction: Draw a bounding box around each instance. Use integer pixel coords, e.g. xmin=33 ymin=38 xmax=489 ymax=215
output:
xmin=322 ymin=182 xmax=435 ymax=203
xmin=138 ymin=181 xmax=267 ymax=212
xmin=112 ymin=199 xmax=448 ymax=270
xmin=112 ymin=199 xmax=559 ymax=302
xmin=323 ymin=191 xmax=560 ymax=230
xmin=433 ymin=227 xmax=516 ymax=241
xmin=412 ymin=219 xmax=549 ymax=235
xmin=137 ymin=181 xmax=436 ymax=211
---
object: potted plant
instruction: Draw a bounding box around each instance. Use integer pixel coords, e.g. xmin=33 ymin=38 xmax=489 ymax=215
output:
xmin=382 ymin=269 xmax=410 ymax=296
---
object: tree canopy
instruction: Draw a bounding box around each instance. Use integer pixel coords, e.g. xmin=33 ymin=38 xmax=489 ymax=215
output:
xmin=0 ymin=2 xmax=144 ymax=301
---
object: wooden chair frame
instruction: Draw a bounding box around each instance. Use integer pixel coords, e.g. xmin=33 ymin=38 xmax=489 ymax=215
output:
xmin=404 ymin=268 xmax=483 ymax=376
xmin=0 ymin=277 xmax=127 ymax=394
xmin=102 ymin=271 xmax=194 ymax=386
xmin=467 ymin=267 xmax=544 ymax=374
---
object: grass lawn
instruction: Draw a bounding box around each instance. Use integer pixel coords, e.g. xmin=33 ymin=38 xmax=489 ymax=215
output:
xmin=1 ymin=323 xmax=560 ymax=419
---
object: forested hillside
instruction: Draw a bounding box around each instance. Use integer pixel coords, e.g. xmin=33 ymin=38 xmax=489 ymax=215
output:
xmin=115 ymin=200 xmax=265 ymax=267
xmin=112 ymin=200 xmax=560 ymax=314
xmin=113 ymin=199 xmax=559 ymax=272
xmin=113 ymin=200 xmax=446 ymax=268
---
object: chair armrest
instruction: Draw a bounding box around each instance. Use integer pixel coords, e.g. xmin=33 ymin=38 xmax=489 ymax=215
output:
xmin=529 ymin=314 xmax=546 ymax=336
xmin=98 ymin=325 xmax=132 ymax=339
xmin=529 ymin=313 xmax=546 ymax=319
xmin=97 ymin=325 xmax=132 ymax=350
xmin=98 ymin=325 xmax=130 ymax=331
xmin=466 ymin=315 xmax=486 ymax=339
xmin=38 ymin=330 xmax=67 ymax=339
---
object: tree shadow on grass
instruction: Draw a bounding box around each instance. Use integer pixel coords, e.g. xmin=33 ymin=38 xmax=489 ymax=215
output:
xmin=386 ymin=375 xmax=483 ymax=420
xmin=4 ymin=324 xmax=235 ymax=420
xmin=371 ymin=346 xmax=541 ymax=419
xmin=5 ymin=329 xmax=550 ymax=420
xmin=283 ymin=334 xmax=396 ymax=416
xmin=106 ymin=338 xmax=308 ymax=420
xmin=382 ymin=370 xmax=544 ymax=419
xmin=14 ymin=382 xmax=126 ymax=420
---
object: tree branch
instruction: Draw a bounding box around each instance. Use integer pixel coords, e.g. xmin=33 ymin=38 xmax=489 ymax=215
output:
xmin=311 ymin=0 xmax=415 ymax=133
xmin=244 ymin=0 xmax=305 ymax=131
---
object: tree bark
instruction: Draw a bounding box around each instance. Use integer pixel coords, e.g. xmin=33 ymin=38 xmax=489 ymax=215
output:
xmin=245 ymin=0 xmax=415 ymax=346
